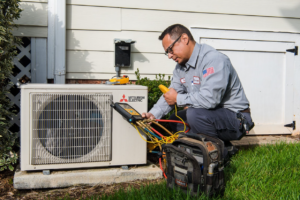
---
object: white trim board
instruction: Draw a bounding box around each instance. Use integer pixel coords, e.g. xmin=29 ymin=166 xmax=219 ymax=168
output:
xmin=48 ymin=0 xmax=66 ymax=83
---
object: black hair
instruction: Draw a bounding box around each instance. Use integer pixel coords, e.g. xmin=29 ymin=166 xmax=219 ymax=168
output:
xmin=158 ymin=24 xmax=195 ymax=42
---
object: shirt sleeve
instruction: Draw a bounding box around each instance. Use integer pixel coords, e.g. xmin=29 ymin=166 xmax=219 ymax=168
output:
xmin=149 ymin=67 xmax=186 ymax=119
xmin=176 ymin=55 xmax=230 ymax=109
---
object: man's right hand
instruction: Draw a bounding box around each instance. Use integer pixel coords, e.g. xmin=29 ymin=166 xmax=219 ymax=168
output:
xmin=141 ymin=112 xmax=156 ymax=120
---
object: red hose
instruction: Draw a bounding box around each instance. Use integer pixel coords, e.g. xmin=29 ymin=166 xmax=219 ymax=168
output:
xmin=155 ymin=119 xmax=190 ymax=133
xmin=155 ymin=119 xmax=189 ymax=125
xmin=159 ymin=157 xmax=167 ymax=179
xmin=151 ymin=127 xmax=165 ymax=139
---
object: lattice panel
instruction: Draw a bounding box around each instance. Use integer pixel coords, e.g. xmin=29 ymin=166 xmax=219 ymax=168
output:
xmin=8 ymin=37 xmax=31 ymax=133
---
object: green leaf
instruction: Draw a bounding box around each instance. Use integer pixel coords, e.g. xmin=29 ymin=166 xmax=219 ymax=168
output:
xmin=0 ymin=166 xmax=6 ymax=171
xmin=8 ymin=164 xmax=14 ymax=171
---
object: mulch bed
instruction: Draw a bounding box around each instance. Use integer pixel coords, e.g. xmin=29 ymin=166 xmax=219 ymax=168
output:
xmin=0 ymin=169 xmax=164 ymax=200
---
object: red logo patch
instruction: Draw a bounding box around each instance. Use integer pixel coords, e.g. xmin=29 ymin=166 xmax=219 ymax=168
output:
xmin=193 ymin=76 xmax=200 ymax=84
xmin=180 ymin=78 xmax=186 ymax=84
xmin=120 ymin=94 xmax=128 ymax=102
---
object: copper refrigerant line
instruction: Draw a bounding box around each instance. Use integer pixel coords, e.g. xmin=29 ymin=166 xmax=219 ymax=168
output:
xmin=133 ymin=109 xmax=190 ymax=145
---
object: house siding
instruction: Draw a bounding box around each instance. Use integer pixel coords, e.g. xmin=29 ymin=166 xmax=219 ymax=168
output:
xmin=65 ymin=3 xmax=300 ymax=80
xmin=13 ymin=0 xmax=300 ymax=79
xmin=13 ymin=2 xmax=48 ymax=37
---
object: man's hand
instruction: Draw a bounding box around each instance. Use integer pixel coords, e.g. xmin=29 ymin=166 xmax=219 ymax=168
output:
xmin=141 ymin=112 xmax=156 ymax=120
xmin=164 ymin=88 xmax=177 ymax=105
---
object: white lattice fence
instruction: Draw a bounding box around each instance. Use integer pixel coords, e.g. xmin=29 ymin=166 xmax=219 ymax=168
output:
xmin=7 ymin=37 xmax=32 ymax=133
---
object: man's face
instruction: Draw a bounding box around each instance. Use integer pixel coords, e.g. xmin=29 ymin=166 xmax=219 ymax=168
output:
xmin=162 ymin=34 xmax=190 ymax=65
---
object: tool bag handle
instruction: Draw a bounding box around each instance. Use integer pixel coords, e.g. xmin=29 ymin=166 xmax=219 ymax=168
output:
xmin=186 ymin=133 xmax=225 ymax=160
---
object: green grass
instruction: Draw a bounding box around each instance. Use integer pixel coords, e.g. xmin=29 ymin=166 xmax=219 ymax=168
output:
xmin=77 ymin=143 xmax=300 ymax=200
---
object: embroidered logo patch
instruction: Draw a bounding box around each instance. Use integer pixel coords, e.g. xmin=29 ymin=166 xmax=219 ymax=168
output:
xmin=203 ymin=67 xmax=215 ymax=78
xmin=193 ymin=76 xmax=200 ymax=84
xmin=180 ymin=78 xmax=186 ymax=84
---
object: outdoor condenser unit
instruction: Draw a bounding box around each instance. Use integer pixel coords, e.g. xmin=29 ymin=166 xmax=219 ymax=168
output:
xmin=20 ymin=84 xmax=147 ymax=171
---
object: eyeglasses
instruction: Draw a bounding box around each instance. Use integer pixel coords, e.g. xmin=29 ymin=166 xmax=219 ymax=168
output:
xmin=165 ymin=35 xmax=182 ymax=56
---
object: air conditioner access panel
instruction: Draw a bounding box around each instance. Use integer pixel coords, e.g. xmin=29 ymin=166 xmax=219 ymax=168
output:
xmin=20 ymin=84 xmax=148 ymax=171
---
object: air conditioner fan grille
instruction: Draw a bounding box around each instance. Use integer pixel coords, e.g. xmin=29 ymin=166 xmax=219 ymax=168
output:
xmin=31 ymin=93 xmax=112 ymax=165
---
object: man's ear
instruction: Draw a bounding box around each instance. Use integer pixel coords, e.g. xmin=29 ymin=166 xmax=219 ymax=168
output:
xmin=181 ymin=33 xmax=189 ymax=45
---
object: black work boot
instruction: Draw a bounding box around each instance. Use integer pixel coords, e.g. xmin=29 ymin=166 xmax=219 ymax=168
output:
xmin=224 ymin=141 xmax=239 ymax=167
xmin=224 ymin=141 xmax=239 ymax=156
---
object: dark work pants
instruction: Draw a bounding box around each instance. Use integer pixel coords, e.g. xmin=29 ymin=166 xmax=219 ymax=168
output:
xmin=169 ymin=107 xmax=254 ymax=142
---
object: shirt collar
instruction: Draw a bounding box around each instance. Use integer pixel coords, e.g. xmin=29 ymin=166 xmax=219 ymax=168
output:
xmin=185 ymin=43 xmax=201 ymax=69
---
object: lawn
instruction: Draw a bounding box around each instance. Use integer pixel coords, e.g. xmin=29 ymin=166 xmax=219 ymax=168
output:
xmin=80 ymin=142 xmax=300 ymax=200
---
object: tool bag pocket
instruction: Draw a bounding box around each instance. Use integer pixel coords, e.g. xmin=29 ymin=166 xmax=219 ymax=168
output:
xmin=163 ymin=135 xmax=225 ymax=196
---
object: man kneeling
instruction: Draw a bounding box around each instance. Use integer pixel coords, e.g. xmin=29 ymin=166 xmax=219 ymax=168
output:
xmin=142 ymin=24 xmax=254 ymax=152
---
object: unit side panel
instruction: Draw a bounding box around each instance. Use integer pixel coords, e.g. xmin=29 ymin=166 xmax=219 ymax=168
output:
xmin=20 ymin=89 xmax=32 ymax=170
xmin=110 ymin=89 xmax=148 ymax=165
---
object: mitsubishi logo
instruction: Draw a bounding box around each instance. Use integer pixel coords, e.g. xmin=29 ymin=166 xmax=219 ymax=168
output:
xmin=120 ymin=94 xmax=128 ymax=102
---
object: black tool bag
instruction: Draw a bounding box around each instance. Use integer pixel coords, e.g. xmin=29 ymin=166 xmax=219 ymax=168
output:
xmin=163 ymin=133 xmax=225 ymax=196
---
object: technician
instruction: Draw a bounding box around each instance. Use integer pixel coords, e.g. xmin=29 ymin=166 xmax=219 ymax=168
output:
xmin=142 ymin=24 xmax=254 ymax=142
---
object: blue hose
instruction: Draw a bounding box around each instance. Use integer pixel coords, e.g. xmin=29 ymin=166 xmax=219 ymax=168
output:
xmin=145 ymin=128 xmax=162 ymax=140
xmin=150 ymin=151 xmax=160 ymax=154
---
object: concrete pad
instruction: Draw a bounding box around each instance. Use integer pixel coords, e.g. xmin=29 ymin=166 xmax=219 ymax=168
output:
xmin=14 ymin=163 xmax=162 ymax=189
xmin=231 ymin=135 xmax=299 ymax=146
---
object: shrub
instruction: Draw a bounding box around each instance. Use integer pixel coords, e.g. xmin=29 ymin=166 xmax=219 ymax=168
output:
xmin=0 ymin=0 xmax=22 ymax=171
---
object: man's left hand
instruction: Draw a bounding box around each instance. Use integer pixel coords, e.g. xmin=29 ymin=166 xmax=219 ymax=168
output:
xmin=163 ymin=88 xmax=177 ymax=105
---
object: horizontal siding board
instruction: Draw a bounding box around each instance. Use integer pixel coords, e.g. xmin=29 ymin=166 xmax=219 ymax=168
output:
xmin=67 ymin=51 xmax=174 ymax=77
xmin=12 ymin=26 xmax=47 ymax=37
xmin=67 ymin=30 xmax=163 ymax=53
xmin=122 ymin=9 xmax=300 ymax=33
xmin=67 ymin=29 xmax=295 ymax=53
xmin=15 ymin=2 xmax=47 ymax=26
xmin=192 ymin=28 xmax=300 ymax=43
xmin=66 ymin=73 xmax=168 ymax=80
xmin=67 ymin=0 xmax=300 ymax=19
xmin=201 ymin=38 xmax=294 ymax=52
xmin=21 ymin=0 xmax=48 ymax=2
xmin=67 ymin=5 xmax=121 ymax=30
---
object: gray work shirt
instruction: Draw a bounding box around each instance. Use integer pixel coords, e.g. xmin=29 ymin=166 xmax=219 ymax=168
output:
xmin=149 ymin=43 xmax=250 ymax=119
